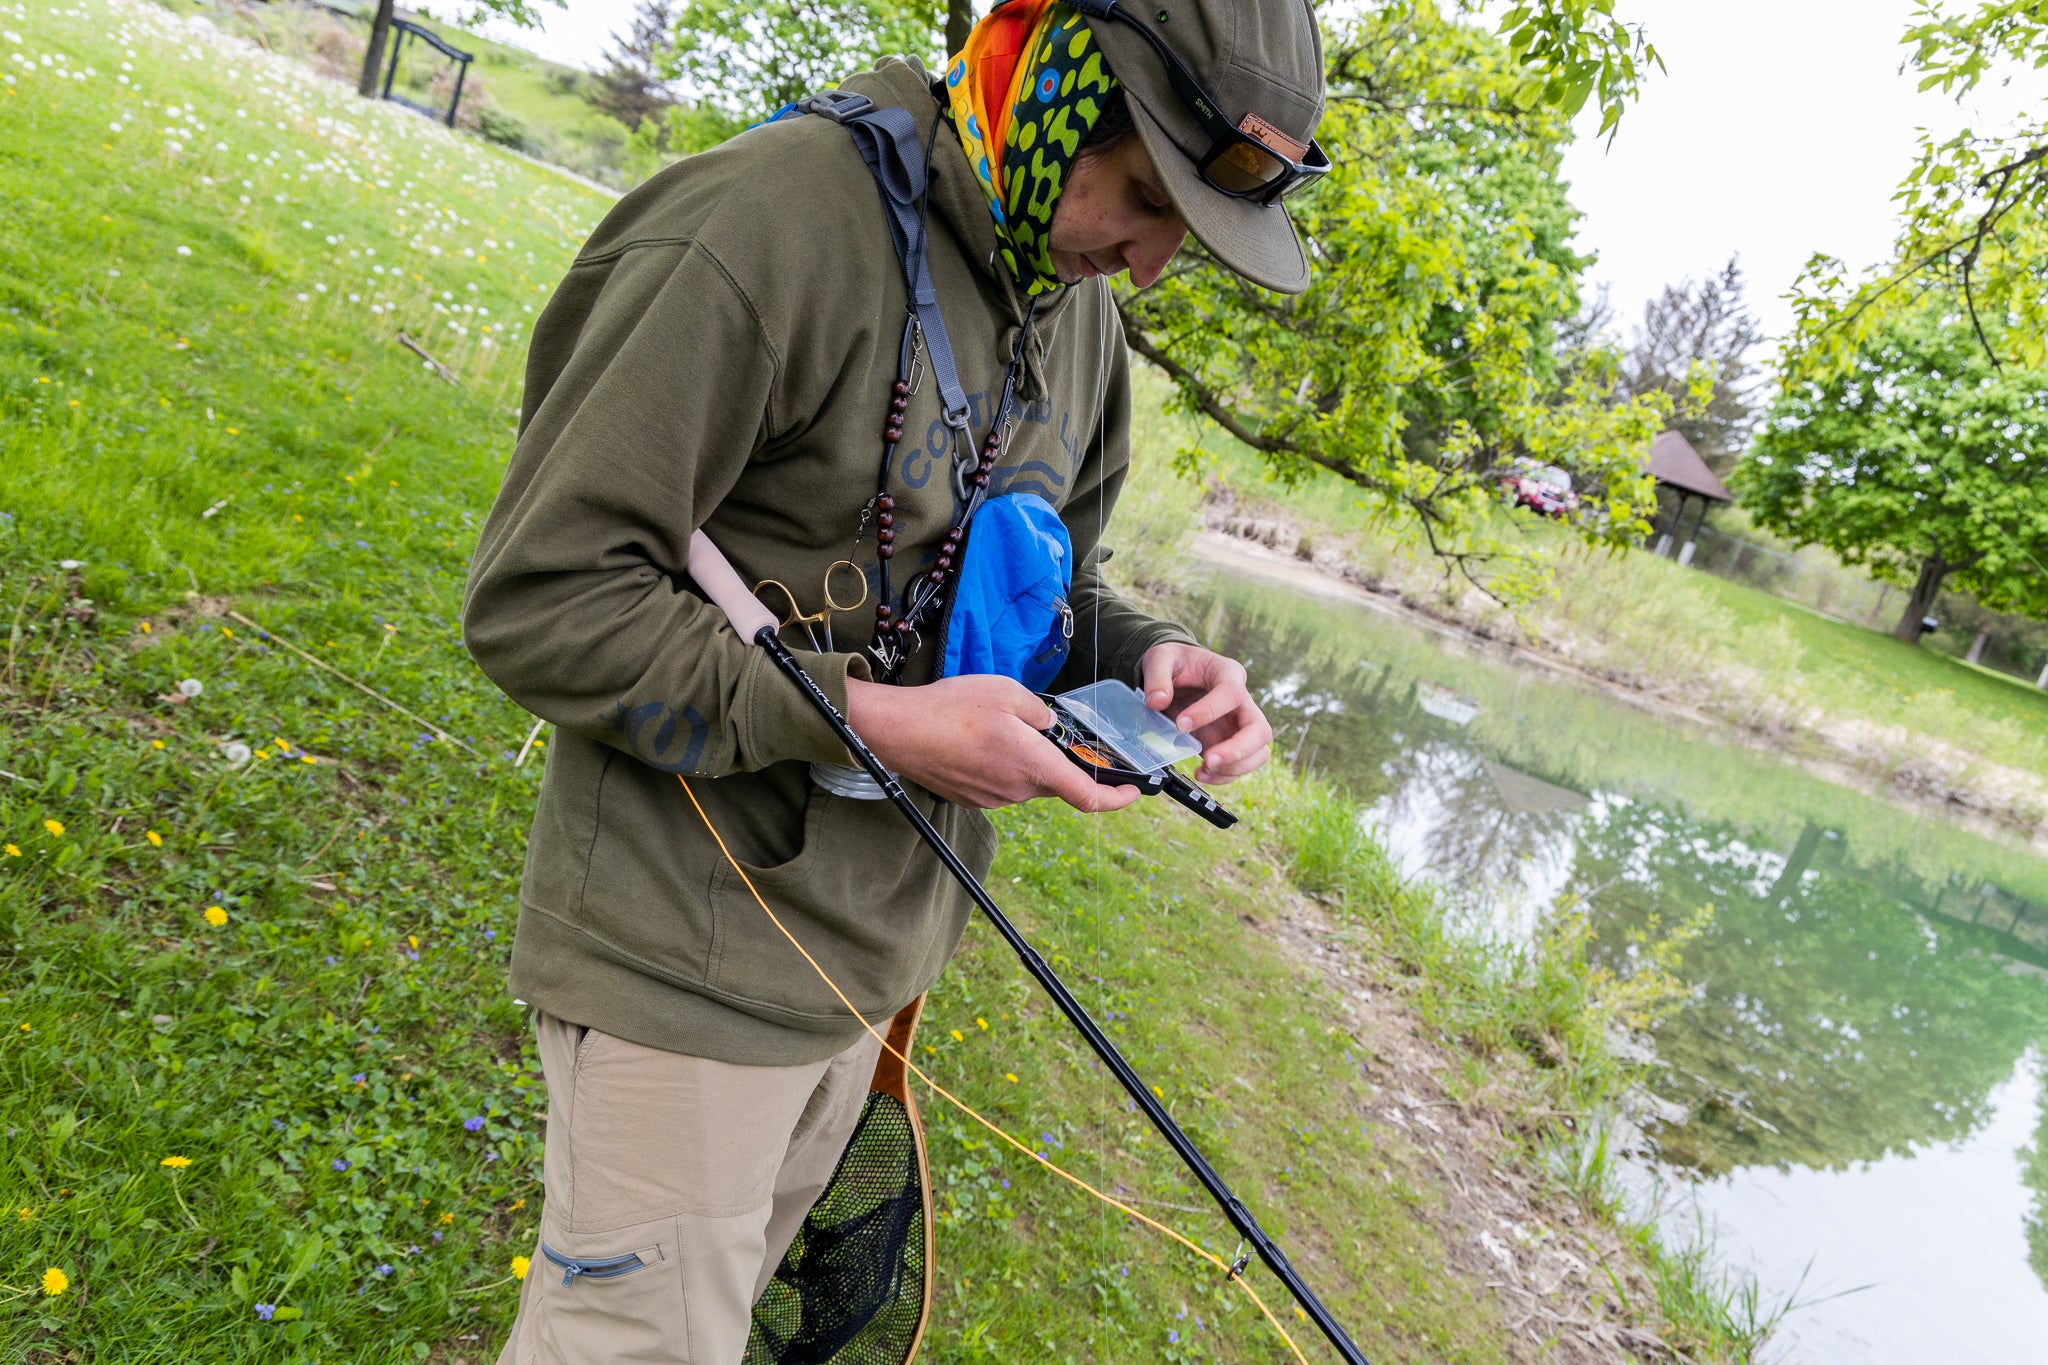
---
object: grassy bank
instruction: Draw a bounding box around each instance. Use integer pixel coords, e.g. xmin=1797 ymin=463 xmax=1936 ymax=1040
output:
xmin=1 ymin=3 xmax=1762 ymax=1360
xmin=1136 ymin=368 xmax=2048 ymax=834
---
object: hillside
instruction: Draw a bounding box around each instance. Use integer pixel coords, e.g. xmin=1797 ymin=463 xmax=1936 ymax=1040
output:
xmin=0 ymin=2 xmax=1759 ymax=1361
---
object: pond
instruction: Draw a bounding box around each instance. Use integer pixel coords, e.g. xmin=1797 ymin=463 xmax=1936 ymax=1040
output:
xmin=1168 ymin=555 xmax=2048 ymax=1364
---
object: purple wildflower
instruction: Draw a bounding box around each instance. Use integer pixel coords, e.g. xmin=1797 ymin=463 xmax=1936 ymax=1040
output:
xmin=431 ymin=1231 xmax=443 ymax=1244
xmin=483 ymin=929 xmax=495 ymax=942
xmin=351 ymin=1073 xmax=365 ymax=1085
xmin=463 ymin=1115 xmax=486 ymax=1132
xmin=1168 ymin=1330 xmax=1179 ymax=1344
xmin=374 ymin=1264 xmax=393 ymax=1278
xmin=254 ymin=1304 xmax=275 ymax=1321
xmin=332 ymin=1158 xmax=350 ymax=1172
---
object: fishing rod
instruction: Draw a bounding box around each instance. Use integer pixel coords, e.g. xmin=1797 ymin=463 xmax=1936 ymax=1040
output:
xmin=687 ymin=531 xmax=1372 ymax=1365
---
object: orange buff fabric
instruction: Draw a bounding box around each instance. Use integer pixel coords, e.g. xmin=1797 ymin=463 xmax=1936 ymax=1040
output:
xmin=944 ymin=0 xmax=1055 ymax=211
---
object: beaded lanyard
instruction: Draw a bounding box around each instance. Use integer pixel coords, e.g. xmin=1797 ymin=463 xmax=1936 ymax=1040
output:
xmin=861 ymin=299 xmax=1039 ymax=684
xmin=779 ymin=88 xmax=1048 ymax=686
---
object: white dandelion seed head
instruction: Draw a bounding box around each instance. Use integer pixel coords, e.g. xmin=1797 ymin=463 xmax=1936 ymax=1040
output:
xmin=175 ymin=245 xmax=191 ymax=256
xmin=59 ymin=559 xmax=84 ymax=570
xmin=223 ymin=741 xmax=252 ymax=764
xmin=177 ymin=678 xmax=204 ymax=697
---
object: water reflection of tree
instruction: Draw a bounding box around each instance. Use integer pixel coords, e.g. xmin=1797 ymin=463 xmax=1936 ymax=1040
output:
xmin=1370 ymin=743 xmax=1583 ymax=935
xmin=1570 ymin=800 xmax=2048 ymax=1176
xmin=2027 ymin=1065 xmax=2048 ymax=1289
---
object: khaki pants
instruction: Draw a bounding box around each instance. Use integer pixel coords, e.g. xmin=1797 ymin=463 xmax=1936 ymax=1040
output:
xmin=496 ymin=1012 xmax=882 ymax=1365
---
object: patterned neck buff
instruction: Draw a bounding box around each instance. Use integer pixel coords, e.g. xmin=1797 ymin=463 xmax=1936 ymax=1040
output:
xmin=944 ymin=0 xmax=1119 ymax=296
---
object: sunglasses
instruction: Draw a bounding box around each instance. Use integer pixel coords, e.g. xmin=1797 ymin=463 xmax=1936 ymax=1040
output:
xmin=1074 ymin=0 xmax=1329 ymax=205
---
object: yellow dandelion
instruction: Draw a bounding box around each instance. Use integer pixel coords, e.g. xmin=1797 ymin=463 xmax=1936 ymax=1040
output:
xmin=221 ymin=628 xmax=234 ymax=639
xmin=510 ymin=1255 xmax=530 ymax=1281
xmin=160 ymin=1155 xmax=191 ymax=1169
xmin=4 ymin=844 xmax=19 ymax=857
xmin=300 ymin=755 xmax=316 ymax=765
xmin=949 ymin=1029 xmax=963 ymax=1042
xmin=43 ymin=819 xmax=65 ymax=837
xmin=139 ymin=621 xmax=152 ymax=633
xmin=508 ymin=1198 xmax=525 ymax=1211
xmin=41 ymin=1267 xmax=68 ymax=1296
xmin=407 ymin=935 xmax=419 ymax=951
xmin=1004 ymin=1073 xmax=1019 ymax=1083
xmin=1152 ymin=1085 xmax=1163 ymax=1098
xmin=146 ymin=831 xmax=163 ymax=847
xmin=976 ymin=1017 xmax=988 ymax=1031
xmin=203 ymin=906 xmax=228 ymax=927
xmin=226 ymin=427 xmax=239 ymax=434
xmin=16 ymin=1207 xmax=31 ymax=1221
xmin=439 ymin=1211 xmax=454 ymax=1225
xmin=151 ymin=740 xmax=165 ymax=750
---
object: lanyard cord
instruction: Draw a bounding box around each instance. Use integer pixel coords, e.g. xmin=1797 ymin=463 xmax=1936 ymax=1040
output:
xmin=675 ymin=773 xmax=1312 ymax=1364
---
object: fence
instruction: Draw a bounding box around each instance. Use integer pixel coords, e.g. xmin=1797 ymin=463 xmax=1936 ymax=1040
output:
xmin=1667 ymin=523 xmax=2048 ymax=686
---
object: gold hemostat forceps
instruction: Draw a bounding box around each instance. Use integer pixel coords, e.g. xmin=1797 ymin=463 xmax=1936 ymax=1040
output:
xmin=752 ymin=560 xmax=868 ymax=653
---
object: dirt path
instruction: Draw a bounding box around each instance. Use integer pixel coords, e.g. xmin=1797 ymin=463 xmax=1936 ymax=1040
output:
xmin=1252 ymin=874 xmax=1679 ymax=1363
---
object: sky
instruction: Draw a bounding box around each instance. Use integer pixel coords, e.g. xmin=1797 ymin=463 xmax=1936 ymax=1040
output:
xmin=1557 ymin=0 xmax=2035 ymax=344
xmin=468 ymin=0 xmax=2040 ymax=344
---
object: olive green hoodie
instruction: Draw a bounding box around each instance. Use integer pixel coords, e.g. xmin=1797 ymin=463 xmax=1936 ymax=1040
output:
xmin=462 ymin=58 xmax=1193 ymax=1066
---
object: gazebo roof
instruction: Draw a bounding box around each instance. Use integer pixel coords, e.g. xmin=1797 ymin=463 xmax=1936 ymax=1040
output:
xmin=1645 ymin=430 xmax=1732 ymax=502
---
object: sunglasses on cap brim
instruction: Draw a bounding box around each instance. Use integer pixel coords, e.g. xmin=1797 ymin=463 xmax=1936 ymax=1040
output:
xmin=1075 ymin=0 xmax=1329 ymax=206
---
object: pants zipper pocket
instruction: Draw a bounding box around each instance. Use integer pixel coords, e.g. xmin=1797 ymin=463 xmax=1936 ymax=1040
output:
xmin=539 ymin=1240 xmax=663 ymax=1288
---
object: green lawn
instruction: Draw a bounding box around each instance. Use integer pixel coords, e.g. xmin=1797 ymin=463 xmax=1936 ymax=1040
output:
xmin=0 ymin=3 xmax=1746 ymax=1361
xmin=1689 ymin=570 xmax=2048 ymax=723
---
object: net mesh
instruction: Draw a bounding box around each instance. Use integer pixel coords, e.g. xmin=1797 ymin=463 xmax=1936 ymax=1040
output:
xmin=745 ymin=1089 xmax=928 ymax=1365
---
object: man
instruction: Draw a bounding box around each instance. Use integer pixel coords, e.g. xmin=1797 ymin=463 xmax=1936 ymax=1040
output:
xmin=463 ymin=1 xmax=1325 ymax=1359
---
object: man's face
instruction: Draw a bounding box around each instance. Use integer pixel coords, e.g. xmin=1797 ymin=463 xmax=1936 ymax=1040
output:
xmin=1046 ymin=133 xmax=1190 ymax=290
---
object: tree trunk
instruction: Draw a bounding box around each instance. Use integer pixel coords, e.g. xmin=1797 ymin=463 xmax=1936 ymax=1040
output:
xmin=946 ymin=0 xmax=974 ymax=58
xmin=1892 ymin=551 xmax=1949 ymax=644
xmin=1966 ymin=625 xmax=1991 ymax=665
xmin=359 ymin=0 xmax=397 ymax=99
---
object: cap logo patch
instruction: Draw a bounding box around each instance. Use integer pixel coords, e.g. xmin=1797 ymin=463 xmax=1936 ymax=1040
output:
xmin=1237 ymin=112 xmax=1307 ymax=161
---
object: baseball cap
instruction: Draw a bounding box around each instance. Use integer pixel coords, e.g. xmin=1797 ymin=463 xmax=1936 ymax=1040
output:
xmin=1080 ymin=0 xmax=1326 ymax=294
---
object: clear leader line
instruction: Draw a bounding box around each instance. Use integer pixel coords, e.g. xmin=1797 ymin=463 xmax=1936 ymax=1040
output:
xmin=684 ymin=529 xmax=1374 ymax=1365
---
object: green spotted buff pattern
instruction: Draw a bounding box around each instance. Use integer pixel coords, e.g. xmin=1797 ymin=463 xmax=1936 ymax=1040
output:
xmin=1000 ymin=10 xmax=1118 ymax=294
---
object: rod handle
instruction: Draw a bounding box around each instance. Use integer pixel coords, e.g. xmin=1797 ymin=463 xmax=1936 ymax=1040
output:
xmin=688 ymin=530 xmax=779 ymax=643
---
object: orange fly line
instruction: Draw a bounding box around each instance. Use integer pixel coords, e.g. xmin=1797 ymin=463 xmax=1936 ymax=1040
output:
xmin=677 ymin=775 xmax=1313 ymax=1363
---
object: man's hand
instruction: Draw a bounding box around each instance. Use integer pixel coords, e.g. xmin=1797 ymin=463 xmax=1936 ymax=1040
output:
xmin=845 ymin=675 xmax=1143 ymax=814
xmin=1139 ymin=643 xmax=1272 ymax=785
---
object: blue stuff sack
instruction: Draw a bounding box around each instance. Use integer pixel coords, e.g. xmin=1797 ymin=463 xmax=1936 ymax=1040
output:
xmin=939 ymin=492 xmax=1073 ymax=691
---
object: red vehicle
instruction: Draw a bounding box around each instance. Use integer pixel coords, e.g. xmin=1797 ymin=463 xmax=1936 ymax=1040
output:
xmin=1500 ymin=461 xmax=1579 ymax=519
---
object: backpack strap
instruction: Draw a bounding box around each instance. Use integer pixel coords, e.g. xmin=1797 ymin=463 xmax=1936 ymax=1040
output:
xmin=781 ymin=90 xmax=974 ymax=436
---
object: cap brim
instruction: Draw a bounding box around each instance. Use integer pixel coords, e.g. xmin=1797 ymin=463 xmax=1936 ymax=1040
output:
xmin=1127 ymin=96 xmax=1310 ymax=295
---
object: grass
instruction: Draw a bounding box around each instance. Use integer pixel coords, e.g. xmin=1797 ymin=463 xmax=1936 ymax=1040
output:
xmin=0 ymin=2 xmax=1766 ymax=1359
xmin=166 ymin=0 xmax=722 ymax=189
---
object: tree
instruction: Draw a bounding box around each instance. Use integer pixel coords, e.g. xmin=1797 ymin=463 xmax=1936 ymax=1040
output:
xmin=590 ymin=0 xmax=681 ymax=135
xmin=357 ymin=0 xmax=561 ymax=101
xmin=1740 ymin=307 xmax=2048 ymax=643
xmin=1789 ymin=2 xmax=2048 ymax=374
xmin=662 ymin=1 xmax=945 ymax=121
xmin=1121 ymin=1 xmax=1672 ymax=605
xmin=1619 ymin=256 xmax=1763 ymax=474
